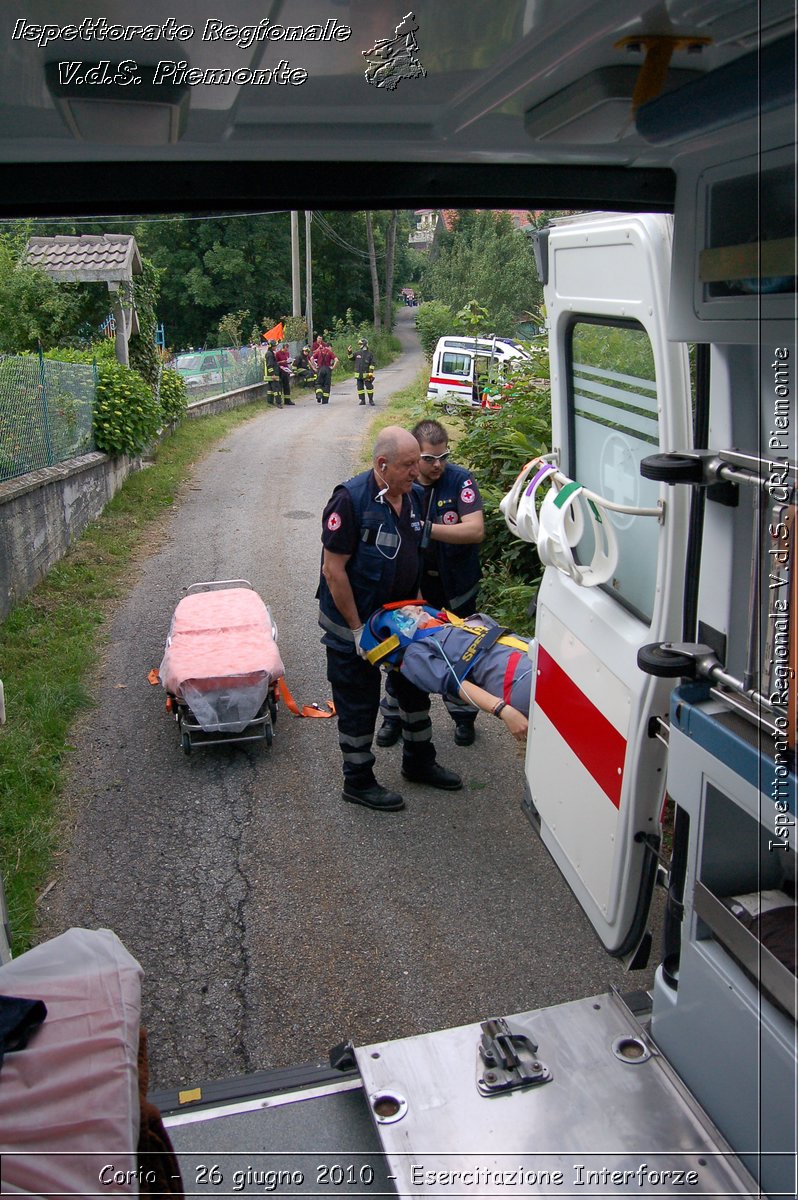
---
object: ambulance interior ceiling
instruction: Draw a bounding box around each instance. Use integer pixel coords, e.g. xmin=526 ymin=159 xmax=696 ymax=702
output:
xmin=0 ymin=0 xmax=794 ymax=215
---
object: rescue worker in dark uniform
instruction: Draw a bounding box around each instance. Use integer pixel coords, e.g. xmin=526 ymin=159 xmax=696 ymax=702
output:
xmin=293 ymin=345 xmax=315 ymax=387
xmin=377 ymin=419 xmax=485 ymax=748
xmin=319 ymin=426 xmax=462 ymax=811
xmin=311 ymin=338 xmax=338 ymax=404
xmin=347 ymin=337 xmax=376 ymax=405
xmin=263 ymin=341 xmax=281 ymax=407
xmin=275 ymin=341 xmax=294 ymax=405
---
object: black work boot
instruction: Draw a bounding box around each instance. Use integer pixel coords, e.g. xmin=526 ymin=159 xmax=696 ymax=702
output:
xmin=401 ymin=761 xmax=463 ymax=790
xmin=375 ymin=719 xmax=401 ymax=748
xmin=342 ymin=781 xmax=405 ymax=811
xmin=454 ymin=720 xmax=476 ymax=746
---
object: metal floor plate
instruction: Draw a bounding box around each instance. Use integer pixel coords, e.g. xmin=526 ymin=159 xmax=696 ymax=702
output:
xmin=355 ymin=993 xmax=762 ymax=1197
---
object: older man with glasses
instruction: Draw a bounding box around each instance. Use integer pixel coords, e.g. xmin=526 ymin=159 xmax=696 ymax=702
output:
xmin=376 ymin=418 xmax=486 ymax=749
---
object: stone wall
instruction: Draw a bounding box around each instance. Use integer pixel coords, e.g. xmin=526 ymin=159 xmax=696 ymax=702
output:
xmin=0 ymin=452 xmax=136 ymax=621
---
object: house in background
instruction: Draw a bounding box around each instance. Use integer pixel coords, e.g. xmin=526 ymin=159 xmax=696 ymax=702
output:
xmin=409 ymin=208 xmax=540 ymax=252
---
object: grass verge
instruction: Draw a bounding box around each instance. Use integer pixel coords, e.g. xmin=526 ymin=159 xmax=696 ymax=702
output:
xmin=0 ymin=402 xmax=267 ymax=951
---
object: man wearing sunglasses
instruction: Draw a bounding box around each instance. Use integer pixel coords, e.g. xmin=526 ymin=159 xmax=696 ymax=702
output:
xmin=377 ymin=419 xmax=485 ymax=748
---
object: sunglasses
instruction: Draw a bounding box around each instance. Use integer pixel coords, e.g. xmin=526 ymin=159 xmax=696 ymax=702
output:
xmin=419 ymin=452 xmax=450 ymax=464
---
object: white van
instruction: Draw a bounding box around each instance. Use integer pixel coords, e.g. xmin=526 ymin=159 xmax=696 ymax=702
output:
xmin=426 ymin=335 xmax=529 ymax=411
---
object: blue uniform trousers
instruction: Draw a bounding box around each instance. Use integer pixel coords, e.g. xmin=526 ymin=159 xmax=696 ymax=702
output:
xmin=326 ymin=648 xmax=435 ymax=786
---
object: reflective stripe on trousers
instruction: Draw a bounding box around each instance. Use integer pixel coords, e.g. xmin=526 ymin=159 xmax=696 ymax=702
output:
xmin=327 ymin=649 xmax=435 ymax=785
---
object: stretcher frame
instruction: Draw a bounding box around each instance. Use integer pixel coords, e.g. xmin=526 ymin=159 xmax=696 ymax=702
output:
xmin=162 ymin=580 xmax=281 ymax=756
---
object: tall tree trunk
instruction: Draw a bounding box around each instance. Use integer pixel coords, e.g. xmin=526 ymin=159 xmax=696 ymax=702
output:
xmin=382 ymin=210 xmax=398 ymax=331
xmin=365 ymin=212 xmax=381 ymax=329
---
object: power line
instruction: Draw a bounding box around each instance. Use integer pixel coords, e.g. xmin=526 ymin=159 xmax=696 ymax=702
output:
xmin=312 ymin=212 xmax=387 ymax=260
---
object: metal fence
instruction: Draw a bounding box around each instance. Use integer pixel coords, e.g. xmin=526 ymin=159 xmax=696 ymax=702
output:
xmin=0 ymin=354 xmax=96 ymax=484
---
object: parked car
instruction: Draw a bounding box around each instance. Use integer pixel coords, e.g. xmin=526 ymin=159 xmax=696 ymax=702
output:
xmin=172 ymin=351 xmax=227 ymax=392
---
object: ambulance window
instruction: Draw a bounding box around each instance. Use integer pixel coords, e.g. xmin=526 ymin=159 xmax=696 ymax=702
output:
xmin=441 ymin=352 xmax=470 ymax=377
xmin=567 ymin=319 xmax=661 ymax=624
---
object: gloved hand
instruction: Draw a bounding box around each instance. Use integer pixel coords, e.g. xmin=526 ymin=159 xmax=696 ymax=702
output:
xmin=352 ymin=625 xmax=367 ymax=658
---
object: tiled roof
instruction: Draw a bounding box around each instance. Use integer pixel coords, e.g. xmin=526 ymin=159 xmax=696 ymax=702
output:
xmin=25 ymin=234 xmax=142 ymax=282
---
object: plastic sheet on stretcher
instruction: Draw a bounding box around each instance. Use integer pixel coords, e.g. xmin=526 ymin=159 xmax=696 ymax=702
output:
xmin=159 ymin=587 xmax=284 ymax=733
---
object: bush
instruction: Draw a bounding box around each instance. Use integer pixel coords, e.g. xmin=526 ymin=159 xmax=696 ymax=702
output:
xmin=414 ymin=300 xmax=453 ymax=358
xmin=93 ymin=361 xmax=161 ymax=456
xmin=437 ymin=360 xmax=552 ymax=635
xmin=321 ymin=311 xmax=401 ymax=377
xmin=158 ymin=367 xmax=188 ymax=425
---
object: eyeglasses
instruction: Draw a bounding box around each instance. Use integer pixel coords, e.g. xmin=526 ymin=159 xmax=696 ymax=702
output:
xmin=419 ymin=452 xmax=450 ymax=464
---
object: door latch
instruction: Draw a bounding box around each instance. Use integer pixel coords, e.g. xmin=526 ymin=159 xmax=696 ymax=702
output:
xmin=476 ymin=1017 xmax=552 ymax=1096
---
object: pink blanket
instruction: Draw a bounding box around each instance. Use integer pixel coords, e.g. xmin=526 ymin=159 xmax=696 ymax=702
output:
xmin=159 ymin=588 xmax=284 ymax=732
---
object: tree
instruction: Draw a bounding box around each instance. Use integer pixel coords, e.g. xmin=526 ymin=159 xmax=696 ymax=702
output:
xmin=382 ymin=210 xmax=398 ymax=331
xmin=421 ymin=211 xmax=541 ymax=337
xmin=218 ymin=310 xmax=250 ymax=347
xmin=365 ymin=212 xmax=381 ymax=329
xmin=0 ymin=230 xmax=105 ymax=353
xmin=134 ymin=213 xmax=293 ymax=349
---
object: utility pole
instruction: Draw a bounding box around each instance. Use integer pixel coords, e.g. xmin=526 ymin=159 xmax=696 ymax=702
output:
xmin=290 ymin=210 xmax=301 ymax=351
xmin=304 ymin=210 xmax=313 ymax=347
xmin=290 ymin=211 xmax=301 ymax=316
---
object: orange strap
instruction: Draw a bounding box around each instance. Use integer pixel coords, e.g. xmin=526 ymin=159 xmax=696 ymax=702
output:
xmin=380 ymin=598 xmax=427 ymax=612
xmin=277 ymin=676 xmax=336 ymax=719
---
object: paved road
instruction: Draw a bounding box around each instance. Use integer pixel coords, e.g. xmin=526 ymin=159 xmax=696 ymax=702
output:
xmin=41 ymin=308 xmax=658 ymax=1092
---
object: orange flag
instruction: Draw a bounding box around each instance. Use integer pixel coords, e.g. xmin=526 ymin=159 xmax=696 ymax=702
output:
xmin=262 ymin=322 xmax=284 ymax=341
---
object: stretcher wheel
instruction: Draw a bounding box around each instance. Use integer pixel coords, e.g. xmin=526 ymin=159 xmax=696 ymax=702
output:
xmin=181 ymin=730 xmax=192 ymax=755
xmin=263 ymin=720 xmax=273 ymax=748
xmin=268 ymin=693 xmax=278 ymax=725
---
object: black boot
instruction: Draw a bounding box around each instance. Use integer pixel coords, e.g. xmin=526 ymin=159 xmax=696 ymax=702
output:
xmin=342 ymin=781 xmax=405 ymax=811
xmin=376 ymin=719 xmax=401 ymax=747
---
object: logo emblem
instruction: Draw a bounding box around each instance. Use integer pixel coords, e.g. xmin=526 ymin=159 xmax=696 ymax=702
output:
xmin=327 ymin=513 xmax=342 ymax=531
xmin=442 ymin=511 xmax=459 ymax=525
xmin=362 ymin=11 xmax=426 ymax=90
xmin=460 ymin=487 xmax=476 ymax=504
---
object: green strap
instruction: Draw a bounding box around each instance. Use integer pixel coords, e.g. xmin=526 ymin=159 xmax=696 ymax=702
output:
xmin=553 ymin=480 xmax=581 ymax=509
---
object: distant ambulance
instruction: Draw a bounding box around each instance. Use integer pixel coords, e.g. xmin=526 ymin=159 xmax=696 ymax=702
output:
xmin=427 ymin=335 xmax=530 ymax=411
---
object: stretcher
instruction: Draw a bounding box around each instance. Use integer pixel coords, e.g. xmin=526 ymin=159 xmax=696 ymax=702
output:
xmin=158 ymin=580 xmax=285 ymax=755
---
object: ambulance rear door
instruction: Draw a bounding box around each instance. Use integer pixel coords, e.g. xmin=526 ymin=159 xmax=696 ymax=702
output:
xmin=525 ymin=213 xmax=692 ymax=958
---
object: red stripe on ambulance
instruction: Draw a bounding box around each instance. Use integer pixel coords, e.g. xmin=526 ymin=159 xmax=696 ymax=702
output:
xmin=536 ymin=645 xmax=625 ymax=809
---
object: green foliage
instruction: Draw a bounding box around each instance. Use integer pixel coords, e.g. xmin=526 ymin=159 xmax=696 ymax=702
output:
xmin=128 ymin=259 xmax=161 ymax=387
xmin=0 ymin=231 xmax=103 ymax=353
xmin=282 ymin=315 xmax=308 ymax=344
xmin=414 ymin=300 xmax=454 ymax=358
xmin=158 ymin=367 xmax=188 ymax=424
xmin=422 ymin=211 xmax=542 ymax=337
xmin=322 ymin=309 xmax=401 ymax=376
xmin=217 ymin=309 xmax=250 ymax=347
xmin=42 ymin=340 xmax=116 ymax=365
xmin=93 ymin=361 xmax=161 ymax=456
xmin=438 ymin=357 xmax=552 ymax=634
xmin=454 ymin=299 xmax=490 ymax=339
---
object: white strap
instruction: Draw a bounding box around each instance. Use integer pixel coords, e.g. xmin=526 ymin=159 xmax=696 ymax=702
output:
xmin=536 ymin=480 xmax=619 ymax=587
xmin=500 ymin=459 xmax=583 ymax=546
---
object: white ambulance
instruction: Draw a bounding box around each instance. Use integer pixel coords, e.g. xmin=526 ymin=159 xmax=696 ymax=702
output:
xmin=426 ymin=335 xmax=530 ymax=411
